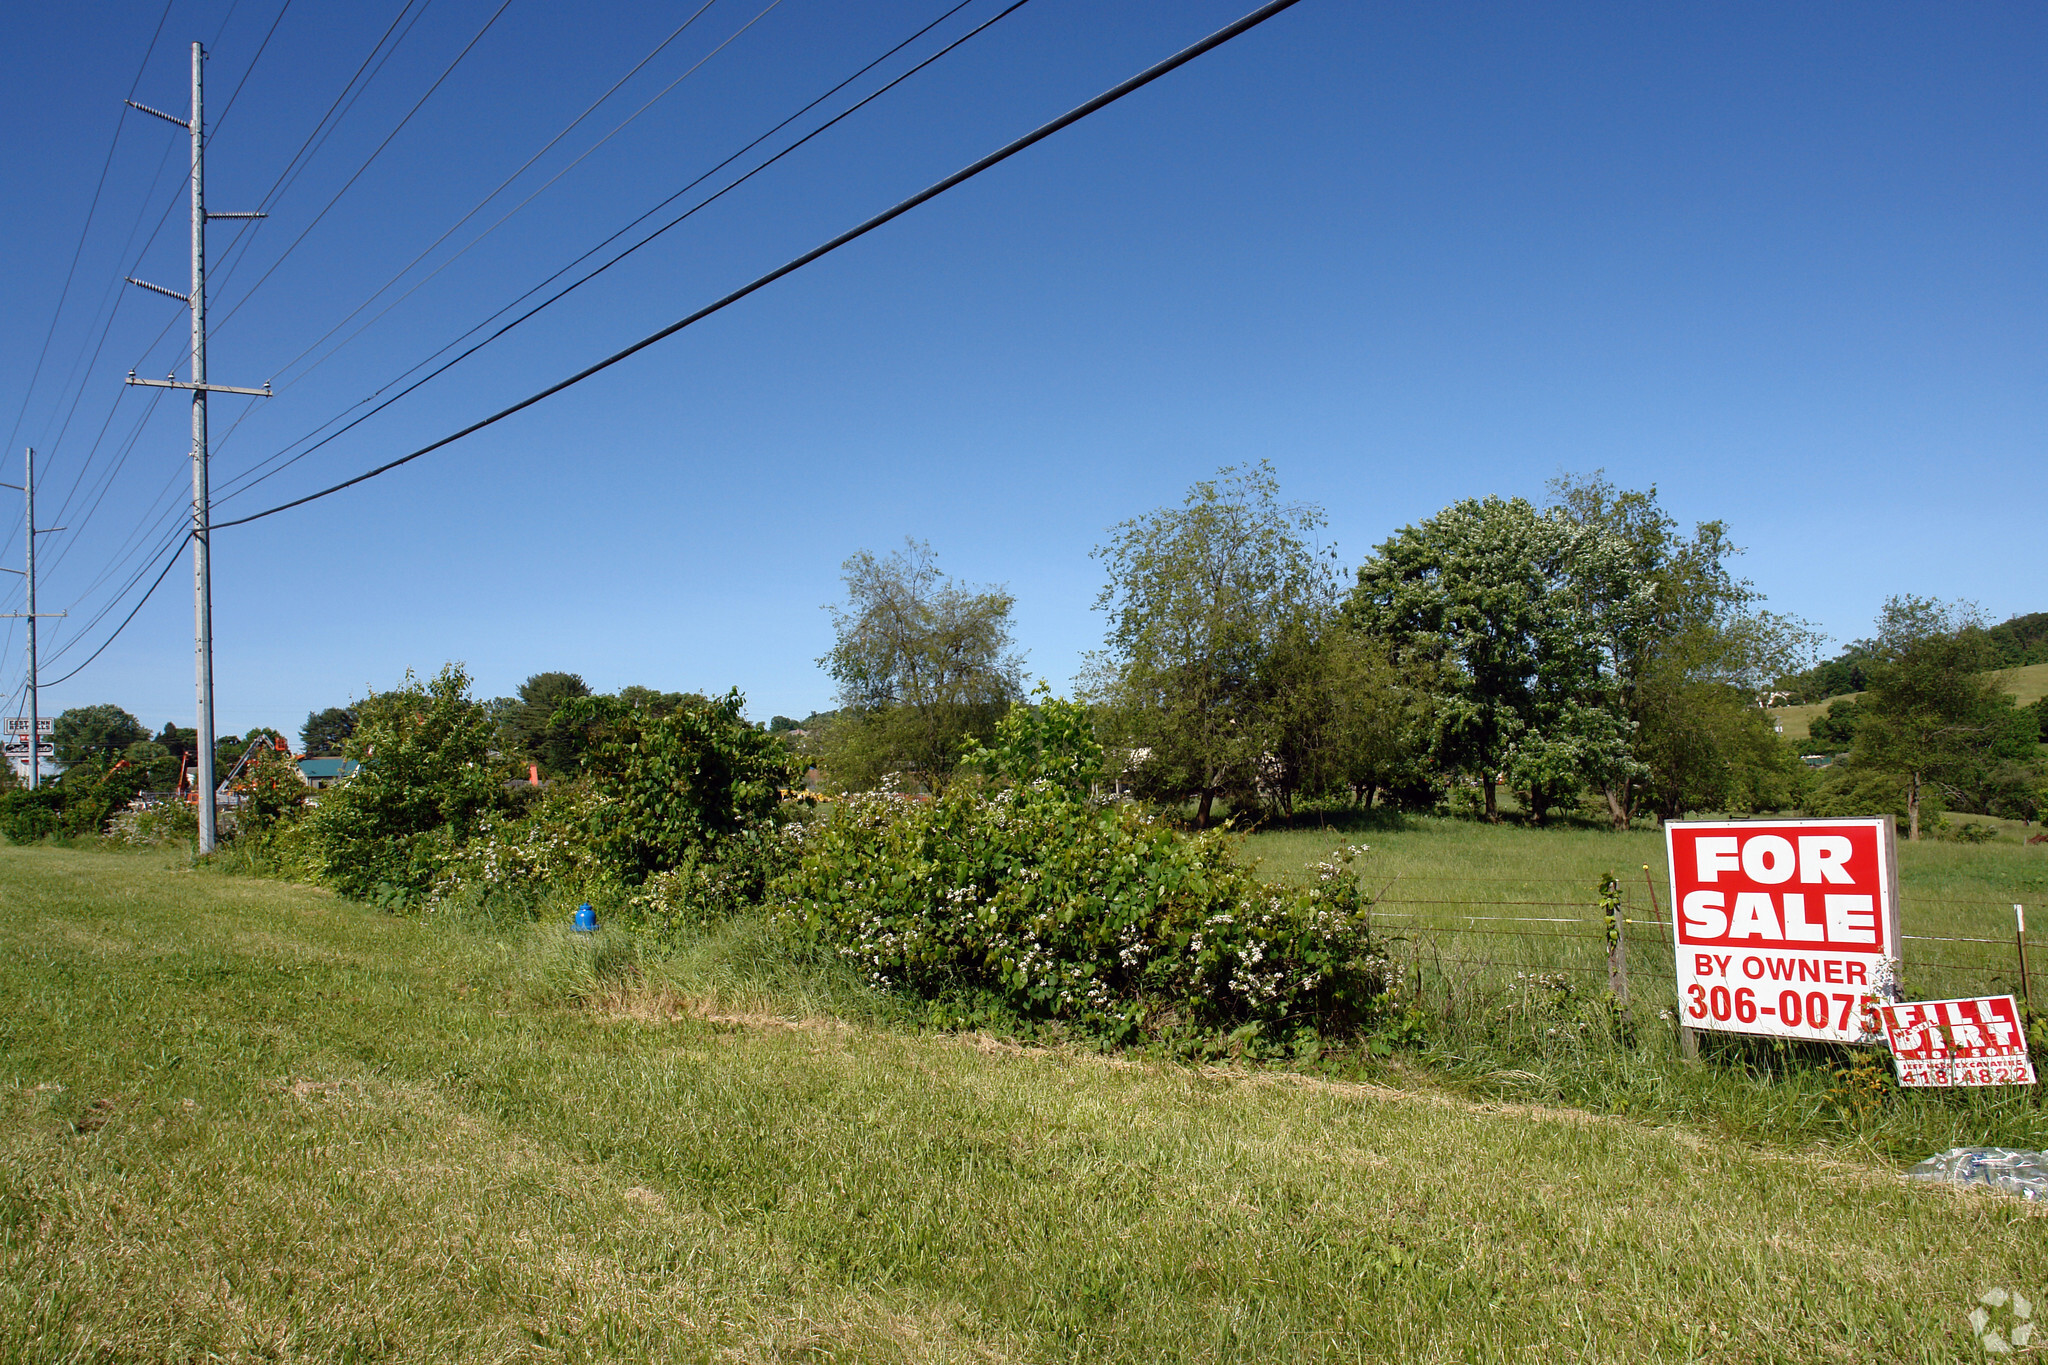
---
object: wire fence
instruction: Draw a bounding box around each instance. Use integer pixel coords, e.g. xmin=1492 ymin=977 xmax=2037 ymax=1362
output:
xmin=1354 ymin=875 xmax=2040 ymax=1012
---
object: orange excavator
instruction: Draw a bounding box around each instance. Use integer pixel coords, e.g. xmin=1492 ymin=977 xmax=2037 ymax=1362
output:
xmin=176 ymin=734 xmax=291 ymax=805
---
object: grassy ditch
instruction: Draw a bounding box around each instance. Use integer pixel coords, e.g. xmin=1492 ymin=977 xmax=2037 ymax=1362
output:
xmin=4 ymin=844 xmax=2047 ymax=1363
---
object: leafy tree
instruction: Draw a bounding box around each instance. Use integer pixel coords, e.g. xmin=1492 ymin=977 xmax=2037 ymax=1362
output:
xmin=303 ymin=664 xmax=509 ymax=900
xmin=52 ymin=705 xmax=147 ymax=767
xmin=615 ymin=685 xmax=689 ymax=717
xmin=1983 ymin=759 xmax=2045 ymax=825
xmin=820 ymin=539 xmax=1023 ymax=794
xmin=1984 ymin=610 xmax=2048 ymax=668
xmin=1089 ymin=464 xmax=1333 ymax=826
xmin=1634 ymin=683 xmax=1810 ymax=819
xmin=502 ymin=672 xmax=595 ymax=776
xmin=1548 ymin=473 xmax=1816 ymax=826
xmin=300 ymin=707 xmax=357 ymax=756
xmin=963 ymin=685 xmax=1105 ymax=799
xmin=768 ymin=715 xmax=803 ymax=733
xmin=155 ymin=722 xmax=198 ymax=762
xmin=121 ymin=741 xmax=179 ymax=790
xmin=1347 ymin=494 xmax=1634 ymax=822
xmin=1780 ymin=648 xmax=1878 ymax=705
xmin=1810 ymin=763 xmax=1921 ymax=824
xmin=1806 ymin=697 xmax=1864 ymax=751
xmin=1264 ymin=623 xmax=1426 ymax=813
xmin=1848 ymin=597 xmax=2036 ymax=839
xmin=559 ymin=689 xmax=793 ymax=886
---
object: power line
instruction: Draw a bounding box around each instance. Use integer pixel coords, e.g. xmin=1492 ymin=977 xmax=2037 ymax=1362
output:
xmin=1 ymin=0 xmax=175 ymax=459
xmin=207 ymin=0 xmax=297 ymax=142
xmin=241 ymin=0 xmax=433 ymax=214
xmin=219 ymin=0 xmax=1309 ymax=530
xmin=46 ymin=0 xmax=1308 ymax=688
xmin=212 ymin=0 xmax=1019 ymax=506
xmin=37 ymin=533 xmax=190 ymax=688
xmin=215 ymin=0 xmax=731 ymax=358
xmin=44 ymin=519 xmax=190 ymax=664
xmin=27 ymin=0 xmax=294 ymax=505
xmin=202 ymin=0 xmax=515 ymax=325
xmin=56 ymin=461 xmax=192 ymax=617
xmin=181 ymin=0 xmax=439 ymax=323
xmin=18 ymin=1 xmax=435 ymax=578
xmin=38 ymin=386 xmax=169 ymax=584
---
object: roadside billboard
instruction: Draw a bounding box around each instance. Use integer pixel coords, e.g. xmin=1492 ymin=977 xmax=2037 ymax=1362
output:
xmin=1666 ymin=816 xmax=1901 ymax=1043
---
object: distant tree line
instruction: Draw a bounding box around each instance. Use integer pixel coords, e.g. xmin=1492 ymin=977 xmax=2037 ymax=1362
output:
xmin=801 ymin=464 xmax=2042 ymax=840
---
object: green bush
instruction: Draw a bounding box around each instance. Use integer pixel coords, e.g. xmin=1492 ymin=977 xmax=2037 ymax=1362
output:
xmin=302 ymin=664 xmax=509 ymax=902
xmin=53 ymin=757 xmax=150 ymax=838
xmin=961 ymin=686 xmax=1103 ymax=798
xmin=777 ymin=780 xmax=1391 ymax=1047
xmin=627 ymin=819 xmax=807 ymax=938
xmin=429 ymin=691 xmax=798 ymax=927
xmin=0 ymin=789 xmax=64 ymax=844
xmin=558 ymin=689 xmax=794 ymax=887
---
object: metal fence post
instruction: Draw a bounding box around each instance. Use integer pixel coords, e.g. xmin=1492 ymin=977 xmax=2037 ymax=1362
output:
xmin=2018 ymin=905 xmax=2035 ymax=1022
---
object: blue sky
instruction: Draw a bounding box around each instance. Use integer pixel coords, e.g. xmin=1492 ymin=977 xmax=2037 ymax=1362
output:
xmin=2 ymin=0 xmax=2041 ymax=739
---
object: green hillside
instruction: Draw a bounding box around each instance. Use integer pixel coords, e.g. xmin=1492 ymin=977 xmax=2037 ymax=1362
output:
xmin=1771 ymin=660 xmax=2048 ymax=748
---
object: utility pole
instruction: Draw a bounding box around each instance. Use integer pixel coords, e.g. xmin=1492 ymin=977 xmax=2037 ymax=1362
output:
xmin=1 ymin=448 xmax=66 ymax=789
xmin=123 ymin=42 xmax=268 ymax=851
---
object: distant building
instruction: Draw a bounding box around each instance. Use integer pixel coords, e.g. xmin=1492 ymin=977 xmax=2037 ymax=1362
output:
xmin=296 ymin=757 xmax=359 ymax=789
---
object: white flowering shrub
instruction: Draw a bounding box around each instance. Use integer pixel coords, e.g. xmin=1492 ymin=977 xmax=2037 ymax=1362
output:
xmin=107 ymin=800 xmax=199 ymax=847
xmin=778 ymin=781 xmax=1392 ymax=1045
xmin=624 ymin=820 xmax=807 ymax=936
xmin=432 ymin=796 xmax=595 ymax=902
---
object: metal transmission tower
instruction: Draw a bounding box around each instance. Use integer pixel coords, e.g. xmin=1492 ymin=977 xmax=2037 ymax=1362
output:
xmin=123 ymin=41 xmax=270 ymax=851
xmin=1 ymin=448 xmax=66 ymax=789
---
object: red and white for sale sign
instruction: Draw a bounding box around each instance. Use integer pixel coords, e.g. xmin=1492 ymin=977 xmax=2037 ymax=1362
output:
xmin=1877 ymin=996 xmax=2037 ymax=1087
xmin=1666 ymin=817 xmax=1901 ymax=1043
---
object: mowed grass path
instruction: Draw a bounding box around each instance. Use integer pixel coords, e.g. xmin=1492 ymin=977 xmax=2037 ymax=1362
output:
xmin=3 ymin=847 xmax=2044 ymax=1362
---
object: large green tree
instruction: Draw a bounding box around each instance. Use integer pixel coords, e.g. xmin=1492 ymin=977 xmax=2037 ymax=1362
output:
xmin=1088 ymin=464 xmax=1333 ymax=826
xmin=300 ymin=707 xmax=357 ymax=756
xmin=1346 ymin=494 xmax=1634 ymax=822
xmin=819 ymin=540 xmax=1023 ymax=795
xmin=52 ymin=705 xmax=147 ymax=767
xmin=1547 ymin=474 xmax=1815 ymax=825
xmin=1264 ymin=623 xmax=1426 ymax=814
xmin=502 ymin=672 xmax=595 ymax=776
xmin=1850 ymin=597 xmax=2039 ymax=839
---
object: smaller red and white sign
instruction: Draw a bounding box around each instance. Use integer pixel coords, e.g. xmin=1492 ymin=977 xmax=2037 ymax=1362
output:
xmin=1877 ymin=996 xmax=2037 ymax=1088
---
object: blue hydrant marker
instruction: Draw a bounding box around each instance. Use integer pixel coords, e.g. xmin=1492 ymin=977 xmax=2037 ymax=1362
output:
xmin=572 ymin=903 xmax=598 ymax=933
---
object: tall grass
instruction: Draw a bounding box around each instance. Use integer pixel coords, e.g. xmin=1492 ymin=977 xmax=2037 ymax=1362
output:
xmin=1237 ymin=813 xmax=2048 ymax=1161
xmin=5 ymin=843 xmax=2045 ymax=1363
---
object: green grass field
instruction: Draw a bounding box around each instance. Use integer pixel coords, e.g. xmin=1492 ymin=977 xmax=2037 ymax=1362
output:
xmin=1998 ymin=661 xmax=2048 ymax=709
xmin=1246 ymin=815 xmax=2048 ymax=1007
xmin=5 ymin=844 xmax=2048 ymax=1362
